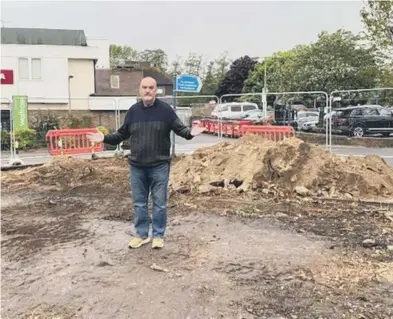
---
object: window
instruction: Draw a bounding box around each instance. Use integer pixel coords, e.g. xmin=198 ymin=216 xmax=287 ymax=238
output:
xmin=380 ymin=108 xmax=392 ymax=116
xmin=31 ymin=58 xmax=42 ymax=79
xmin=351 ymin=108 xmax=364 ymax=116
xmin=231 ymin=106 xmax=242 ymax=112
xmin=110 ymin=75 xmax=119 ymax=89
xmin=18 ymin=58 xmax=29 ymax=79
xmin=243 ymin=104 xmax=257 ymax=111
xmin=18 ymin=57 xmax=42 ymax=80
xmin=156 ymin=87 xmax=165 ymax=95
xmin=363 ymin=108 xmax=379 ymax=116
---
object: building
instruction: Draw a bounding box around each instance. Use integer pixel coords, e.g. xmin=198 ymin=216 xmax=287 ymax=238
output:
xmin=94 ymin=61 xmax=173 ymax=97
xmin=0 ymin=27 xmax=109 ymax=112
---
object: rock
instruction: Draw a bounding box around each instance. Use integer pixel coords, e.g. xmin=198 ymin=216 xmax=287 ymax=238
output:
xmin=344 ymin=193 xmax=353 ymax=200
xmin=175 ymin=186 xmax=190 ymax=194
xmin=387 ymin=245 xmax=393 ymax=252
xmin=329 ymin=186 xmax=336 ymax=198
xmin=294 ymin=186 xmax=310 ymax=196
xmin=150 ymin=263 xmax=169 ymax=272
xmin=362 ymin=239 xmax=377 ymax=248
xmin=199 ymin=184 xmax=218 ymax=194
xmin=262 ymin=189 xmax=269 ymax=195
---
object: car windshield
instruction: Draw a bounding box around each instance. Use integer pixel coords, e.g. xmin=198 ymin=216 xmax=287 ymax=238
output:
xmin=380 ymin=108 xmax=392 ymax=116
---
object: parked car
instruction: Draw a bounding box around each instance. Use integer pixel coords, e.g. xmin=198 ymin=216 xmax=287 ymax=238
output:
xmin=332 ymin=105 xmax=393 ymax=137
xmin=296 ymin=111 xmax=319 ymax=131
xmin=211 ymin=102 xmax=259 ymax=119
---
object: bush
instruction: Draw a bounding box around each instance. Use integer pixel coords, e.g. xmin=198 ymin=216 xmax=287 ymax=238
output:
xmin=1 ymin=130 xmax=10 ymax=143
xmin=66 ymin=114 xmax=93 ymax=128
xmin=31 ymin=112 xmax=61 ymax=147
xmin=1 ymin=130 xmax=10 ymax=150
xmin=14 ymin=128 xmax=36 ymax=149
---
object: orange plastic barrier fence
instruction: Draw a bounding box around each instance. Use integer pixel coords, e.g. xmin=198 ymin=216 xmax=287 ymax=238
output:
xmin=46 ymin=128 xmax=104 ymax=156
xmin=240 ymin=125 xmax=295 ymax=141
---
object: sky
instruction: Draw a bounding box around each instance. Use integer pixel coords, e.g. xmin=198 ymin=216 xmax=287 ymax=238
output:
xmin=1 ymin=1 xmax=366 ymax=64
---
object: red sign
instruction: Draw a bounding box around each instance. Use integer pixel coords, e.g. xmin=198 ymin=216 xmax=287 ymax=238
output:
xmin=1 ymin=70 xmax=14 ymax=85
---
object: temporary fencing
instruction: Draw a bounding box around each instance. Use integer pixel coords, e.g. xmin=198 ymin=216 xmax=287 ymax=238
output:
xmin=0 ymin=96 xmax=121 ymax=166
xmin=46 ymin=128 xmax=104 ymax=156
xmin=241 ymin=125 xmax=296 ymax=141
xmin=219 ymin=91 xmax=329 ymax=145
xmin=153 ymin=94 xmax=220 ymax=156
xmin=328 ymin=88 xmax=393 ymax=150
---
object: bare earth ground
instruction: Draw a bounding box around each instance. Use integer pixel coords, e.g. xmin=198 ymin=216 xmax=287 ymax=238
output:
xmin=1 ymin=187 xmax=393 ymax=319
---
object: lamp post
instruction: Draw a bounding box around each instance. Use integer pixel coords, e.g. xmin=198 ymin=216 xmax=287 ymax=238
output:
xmin=68 ymin=75 xmax=73 ymax=113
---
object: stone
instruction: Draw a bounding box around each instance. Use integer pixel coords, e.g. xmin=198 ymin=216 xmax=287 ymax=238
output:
xmin=294 ymin=186 xmax=310 ymax=196
xmin=362 ymin=239 xmax=376 ymax=248
xmin=198 ymin=184 xmax=217 ymax=194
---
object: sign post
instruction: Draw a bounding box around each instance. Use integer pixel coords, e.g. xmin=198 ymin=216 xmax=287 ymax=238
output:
xmin=12 ymin=95 xmax=28 ymax=131
xmin=171 ymin=74 xmax=203 ymax=157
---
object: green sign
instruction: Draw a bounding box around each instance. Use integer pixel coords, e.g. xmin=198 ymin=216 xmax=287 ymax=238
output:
xmin=12 ymin=95 xmax=28 ymax=130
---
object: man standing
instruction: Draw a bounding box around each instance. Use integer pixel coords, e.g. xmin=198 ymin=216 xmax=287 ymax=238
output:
xmin=87 ymin=77 xmax=205 ymax=249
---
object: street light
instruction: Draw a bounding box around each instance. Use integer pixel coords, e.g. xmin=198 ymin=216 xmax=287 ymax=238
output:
xmin=68 ymin=75 xmax=74 ymax=113
xmin=252 ymin=56 xmax=269 ymax=118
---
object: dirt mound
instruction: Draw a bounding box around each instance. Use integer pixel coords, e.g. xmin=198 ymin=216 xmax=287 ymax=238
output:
xmin=170 ymin=135 xmax=393 ymax=200
xmin=1 ymin=156 xmax=129 ymax=193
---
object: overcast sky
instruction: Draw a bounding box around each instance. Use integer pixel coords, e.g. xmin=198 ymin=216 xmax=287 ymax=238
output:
xmin=1 ymin=1 xmax=365 ymax=63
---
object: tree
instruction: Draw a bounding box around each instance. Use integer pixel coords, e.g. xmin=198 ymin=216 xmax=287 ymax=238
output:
xmin=184 ymin=53 xmax=204 ymax=77
xmin=109 ymin=45 xmax=138 ymax=68
xmin=245 ymin=29 xmax=381 ymax=98
xmin=137 ymin=49 xmax=168 ymax=73
xmin=361 ymin=1 xmax=393 ymax=57
xmin=168 ymin=55 xmax=184 ymax=77
xmin=215 ymin=55 xmax=257 ymax=99
xmin=213 ymin=51 xmax=231 ymax=83
xmin=201 ymin=60 xmax=219 ymax=95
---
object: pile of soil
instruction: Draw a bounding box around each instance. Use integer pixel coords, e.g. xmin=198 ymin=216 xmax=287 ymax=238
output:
xmin=1 ymin=156 xmax=129 ymax=193
xmin=170 ymin=135 xmax=393 ymax=200
xmin=2 ymin=135 xmax=393 ymax=201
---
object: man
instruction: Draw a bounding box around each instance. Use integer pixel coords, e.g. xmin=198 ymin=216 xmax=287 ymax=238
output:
xmin=87 ymin=77 xmax=205 ymax=249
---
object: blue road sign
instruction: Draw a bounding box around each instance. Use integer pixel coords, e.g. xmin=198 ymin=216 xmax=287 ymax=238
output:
xmin=175 ymin=74 xmax=203 ymax=93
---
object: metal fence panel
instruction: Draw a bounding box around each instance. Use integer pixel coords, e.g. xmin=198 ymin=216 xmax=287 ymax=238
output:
xmin=328 ymin=88 xmax=393 ymax=151
xmin=0 ymin=97 xmax=119 ymax=167
xmin=220 ymin=90 xmax=329 ymax=146
xmin=157 ymin=95 xmax=220 ymax=156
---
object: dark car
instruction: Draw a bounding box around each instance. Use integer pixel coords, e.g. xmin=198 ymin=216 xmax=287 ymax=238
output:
xmin=332 ymin=105 xmax=393 ymax=137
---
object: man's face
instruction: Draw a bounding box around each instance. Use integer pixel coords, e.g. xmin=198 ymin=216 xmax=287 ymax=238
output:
xmin=139 ymin=78 xmax=157 ymax=105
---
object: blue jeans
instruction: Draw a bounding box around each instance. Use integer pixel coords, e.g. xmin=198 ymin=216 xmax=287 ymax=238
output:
xmin=129 ymin=163 xmax=170 ymax=239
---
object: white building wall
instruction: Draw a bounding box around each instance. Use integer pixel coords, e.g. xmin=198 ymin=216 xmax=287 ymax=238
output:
xmin=0 ymin=41 xmax=109 ymax=108
xmin=87 ymin=38 xmax=110 ymax=69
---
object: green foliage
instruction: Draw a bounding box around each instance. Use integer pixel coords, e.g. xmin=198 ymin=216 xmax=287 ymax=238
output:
xmin=109 ymin=45 xmax=138 ymax=68
xmin=97 ymin=126 xmax=109 ymax=135
xmin=137 ymin=49 xmax=168 ymax=72
xmin=66 ymin=115 xmax=93 ymax=129
xmin=360 ymin=0 xmax=393 ymax=57
xmin=1 ymin=130 xmax=10 ymax=143
xmin=110 ymin=45 xmax=168 ymax=73
xmin=201 ymin=61 xmax=219 ymax=96
xmin=30 ymin=111 xmax=61 ymax=147
xmin=15 ymin=128 xmax=36 ymax=149
xmin=244 ymin=29 xmax=381 ymax=105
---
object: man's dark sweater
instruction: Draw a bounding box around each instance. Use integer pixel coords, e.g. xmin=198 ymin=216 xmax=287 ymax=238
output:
xmin=103 ymin=99 xmax=194 ymax=167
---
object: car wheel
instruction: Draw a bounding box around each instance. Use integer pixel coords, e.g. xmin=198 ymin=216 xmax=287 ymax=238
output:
xmin=351 ymin=126 xmax=364 ymax=138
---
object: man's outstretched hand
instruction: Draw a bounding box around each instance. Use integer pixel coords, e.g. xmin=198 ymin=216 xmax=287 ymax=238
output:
xmin=190 ymin=126 xmax=206 ymax=137
xmin=87 ymin=130 xmax=104 ymax=143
